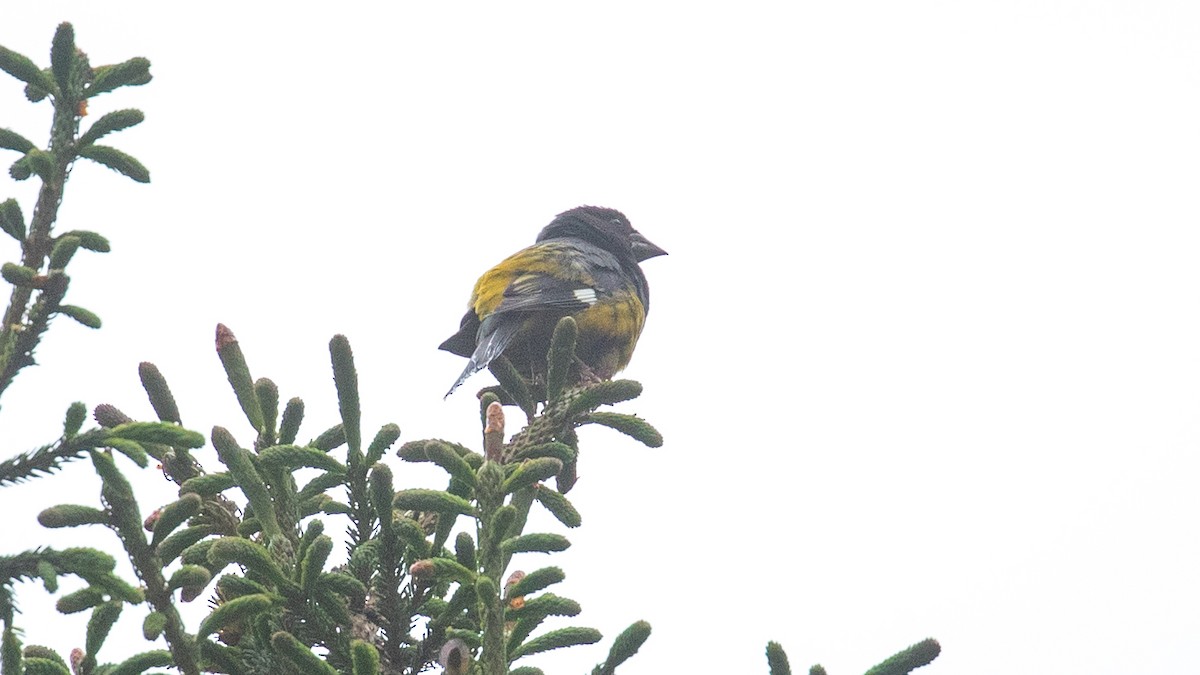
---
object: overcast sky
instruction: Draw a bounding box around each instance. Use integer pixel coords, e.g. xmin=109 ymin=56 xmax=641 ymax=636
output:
xmin=3 ymin=2 xmax=1200 ymax=673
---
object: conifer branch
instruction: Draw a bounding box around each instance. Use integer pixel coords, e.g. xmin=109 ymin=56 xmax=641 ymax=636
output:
xmin=0 ymin=24 xmax=148 ymax=403
xmin=0 ymin=429 xmax=105 ymax=487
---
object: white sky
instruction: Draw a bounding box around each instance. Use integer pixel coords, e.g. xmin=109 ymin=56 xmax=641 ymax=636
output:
xmin=3 ymin=2 xmax=1200 ymax=673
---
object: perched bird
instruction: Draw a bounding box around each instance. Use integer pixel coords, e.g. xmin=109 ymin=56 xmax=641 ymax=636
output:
xmin=440 ymin=206 xmax=666 ymax=398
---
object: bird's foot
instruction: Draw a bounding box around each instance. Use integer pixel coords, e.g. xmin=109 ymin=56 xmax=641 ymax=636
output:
xmin=574 ymin=357 xmax=603 ymax=385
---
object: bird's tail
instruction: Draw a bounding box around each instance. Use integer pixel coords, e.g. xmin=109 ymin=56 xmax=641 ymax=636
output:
xmin=443 ymin=320 xmax=521 ymax=398
xmin=444 ymin=359 xmax=483 ymax=398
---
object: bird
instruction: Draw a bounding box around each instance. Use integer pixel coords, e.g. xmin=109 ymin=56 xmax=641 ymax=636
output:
xmin=440 ymin=206 xmax=666 ymax=398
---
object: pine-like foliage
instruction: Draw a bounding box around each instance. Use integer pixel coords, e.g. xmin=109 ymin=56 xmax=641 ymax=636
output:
xmin=2 ymin=320 xmax=663 ymax=675
xmin=0 ymin=22 xmax=147 ymax=403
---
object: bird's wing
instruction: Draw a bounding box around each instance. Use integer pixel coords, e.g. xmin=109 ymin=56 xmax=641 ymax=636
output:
xmin=477 ymin=240 xmax=627 ymax=316
xmin=490 ymin=271 xmax=603 ymax=314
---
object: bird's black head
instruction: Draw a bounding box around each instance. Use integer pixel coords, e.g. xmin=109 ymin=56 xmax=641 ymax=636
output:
xmin=537 ymin=206 xmax=667 ymax=262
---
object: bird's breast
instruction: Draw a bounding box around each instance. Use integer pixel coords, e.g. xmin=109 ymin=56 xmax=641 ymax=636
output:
xmin=573 ymin=291 xmax=647 ymax=379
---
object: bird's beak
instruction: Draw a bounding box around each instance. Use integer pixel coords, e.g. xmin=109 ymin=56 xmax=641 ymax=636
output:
xmin=631 ymin=231 xmax=667 ymax=262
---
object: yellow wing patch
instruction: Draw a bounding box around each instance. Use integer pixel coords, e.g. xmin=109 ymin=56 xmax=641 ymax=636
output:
xmin=468 ymin=242 xmax=597 ymax=317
